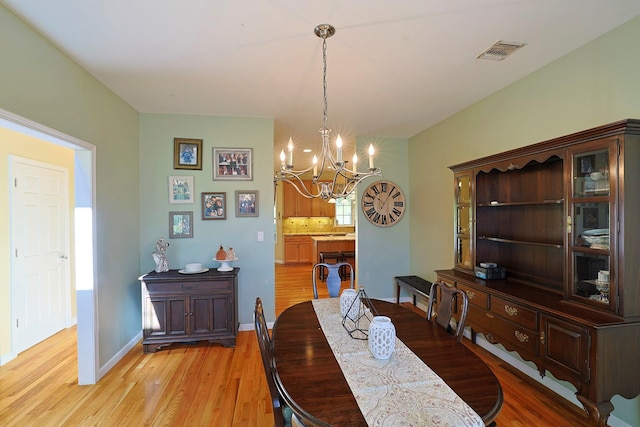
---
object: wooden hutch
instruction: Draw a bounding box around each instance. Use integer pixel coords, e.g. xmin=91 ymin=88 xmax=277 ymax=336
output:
xmin=436 ymin=119 xmax=640 ymax=426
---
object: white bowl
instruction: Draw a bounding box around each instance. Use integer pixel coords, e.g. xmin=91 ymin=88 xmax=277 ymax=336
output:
xmin=185 ymin=263 xmax=202 ymax=272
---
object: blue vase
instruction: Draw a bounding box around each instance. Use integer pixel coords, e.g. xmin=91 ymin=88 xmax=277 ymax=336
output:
xmin=326 ymin=264 xmax=342 ymax=297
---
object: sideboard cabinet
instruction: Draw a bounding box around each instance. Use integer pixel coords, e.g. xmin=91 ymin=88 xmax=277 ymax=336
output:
xmin=139 ymin=268 xmax=239 ymax=353
xmin=439 ymin=119 xmax=640 ymax=427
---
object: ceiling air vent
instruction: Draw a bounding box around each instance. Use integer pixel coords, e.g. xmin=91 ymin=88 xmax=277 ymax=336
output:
xmin=477 ymin=40 xmax=525 ymax=61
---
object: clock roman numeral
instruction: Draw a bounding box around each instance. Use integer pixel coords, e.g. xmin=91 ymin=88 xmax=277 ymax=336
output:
xmin=394 ymin=201 xmax=404 ymax=207
xmin=371 ymin=185 xmax=381 ymax=195
xmin=363 ymin=200 xmax=374 ymax=207
xmin=365 ymin=207 xmax=376 ymax=217
xmin=391 ymin=190 xmax=401 ymax=199
xmin=381 ymin=182 xmax=388 ymax=192
xmin=392 ymin=207 xmax=402 ymax=216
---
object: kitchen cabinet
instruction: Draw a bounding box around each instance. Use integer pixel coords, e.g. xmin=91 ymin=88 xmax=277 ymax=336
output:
xmin=139 ymin=268 xmax=238 ymax=353
xmin=284 ymin=235 xmax=312 ymax=264
xmin=311 ymin=192 xmax=335 ymax=217
xmin=439 ymin=119 xmax=640 ymax=426
xmin=282 ymin=182 xmax=311 ymax=217
xmin=282 ymin=180 xmax=334 ymax=217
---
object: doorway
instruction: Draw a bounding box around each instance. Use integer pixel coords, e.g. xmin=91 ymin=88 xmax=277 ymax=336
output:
xmin=1 ymin=109 xmax=98 ymax=384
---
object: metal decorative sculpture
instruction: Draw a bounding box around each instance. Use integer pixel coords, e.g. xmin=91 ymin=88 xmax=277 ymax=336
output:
xmin=152 ymin=238 xmax=170 ymax=273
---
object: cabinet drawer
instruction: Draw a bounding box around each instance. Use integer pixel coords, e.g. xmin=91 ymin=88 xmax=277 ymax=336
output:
xmin=465 ymin=304 xmax=493 ymax=331
xmin=490 ymin=296 xmax=537 ymax=330
xmin=486 ymin=314 xmax=539 ymax=356
xmin=145 ymin=280 xmax=232 ymax=293
xmin=457 ymin=283 xmax=489 ymax=310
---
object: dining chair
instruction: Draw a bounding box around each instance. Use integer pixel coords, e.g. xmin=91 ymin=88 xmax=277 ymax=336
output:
xmin=311 ymin=262 xmax=354 ymax=299
xmin=426 ymin=281 xmax=469 ymax=342
xmin=254 ymin=297 xmax=302 ymax=427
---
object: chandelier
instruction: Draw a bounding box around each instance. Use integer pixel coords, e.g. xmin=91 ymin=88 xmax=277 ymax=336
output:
xmin=274 ymin=24 xmax=381 ymax=200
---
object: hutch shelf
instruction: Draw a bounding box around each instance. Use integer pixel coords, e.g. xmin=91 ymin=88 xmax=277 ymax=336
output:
xmin=438 ymin=119 xmax=640 ymax=427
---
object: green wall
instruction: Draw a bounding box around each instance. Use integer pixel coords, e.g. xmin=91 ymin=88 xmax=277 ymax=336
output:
xmin=408 ymin=15 xmax=640 ymax=426
xmin=0 ymin=5 xmax=140 ymax=370
xmin=355 ymin=137 xmax=411 ymax=298
xmin=138 ymin=114 xmax=276 ymax=323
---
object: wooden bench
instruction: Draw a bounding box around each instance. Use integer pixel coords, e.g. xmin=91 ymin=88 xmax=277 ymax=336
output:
xmin=394 ymin=275 xmax=433 ymax=306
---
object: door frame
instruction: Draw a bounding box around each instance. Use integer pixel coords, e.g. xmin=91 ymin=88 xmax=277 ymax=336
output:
xmin=0 ymin=108 xmax=98 ymax=384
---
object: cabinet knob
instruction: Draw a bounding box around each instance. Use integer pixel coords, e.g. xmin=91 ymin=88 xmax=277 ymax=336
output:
xmin=540 ymin=331 xmax=546 ymax=344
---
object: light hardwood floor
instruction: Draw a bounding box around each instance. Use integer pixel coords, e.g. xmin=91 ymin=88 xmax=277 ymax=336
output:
xmin=0 ymin=264 xmax=589 ymax=426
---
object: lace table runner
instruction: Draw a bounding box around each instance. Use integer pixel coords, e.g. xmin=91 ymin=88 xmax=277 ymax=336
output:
xmin=312 ymin=298 xmax=484 ymax=427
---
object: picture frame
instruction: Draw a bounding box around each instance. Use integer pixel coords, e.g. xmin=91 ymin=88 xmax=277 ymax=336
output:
xmin=174 ymin=138 xmax=203 ymax=170
xmin=169 ymin=211 xmax=193 ymax=238
xmin=213 ymin=147 xmax=252 ymax=180
xmin=580 ymin=155 xmax=595 ymax=174
xmin=168 ymin=175 xmax=194 ymax=204
xmin=583 ymin=207 xmax=599 ymax=228
xmin=202 ymin=192 xmax=227 ymax=220
xmin=235 ymin=190 xmax=259 ymax=217
xmin=583 ymin=178 xmax=596 ymax=193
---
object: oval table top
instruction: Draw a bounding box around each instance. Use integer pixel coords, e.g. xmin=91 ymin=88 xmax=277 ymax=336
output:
xmin=272 ymin=299 xmax=503 ymax=426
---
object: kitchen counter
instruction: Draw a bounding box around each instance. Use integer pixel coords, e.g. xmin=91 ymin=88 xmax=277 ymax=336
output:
xmin=311 ymin=235 xmax=355 ymax=242
xmin=283 ymin=232 xmax=349 ymax=236
xmin=311 ymin=235 xmax=356 ymax=271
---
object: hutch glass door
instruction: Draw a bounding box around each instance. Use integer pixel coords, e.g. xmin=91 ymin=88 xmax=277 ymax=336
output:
xmin=568 ymin=140 xmax=616 ymax=312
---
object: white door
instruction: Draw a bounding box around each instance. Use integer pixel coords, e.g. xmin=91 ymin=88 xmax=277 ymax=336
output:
xmin=10 ymin=157 xmax=70 ymax=354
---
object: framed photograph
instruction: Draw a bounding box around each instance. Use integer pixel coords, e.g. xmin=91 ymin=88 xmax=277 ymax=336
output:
xmin=235 ymin=190 xmax=259 ymax=217
xmin=174 ymin=138 xmax=203 ymax=170
xmin=583 ymin=207 xmax=599 ymax=228
xmin=202 ymin=192 xmax=227 ymax=220
xmin=169 ymin=211 xmax=193 ymax=238
xmin=168 ymin=175 xmax=194 ymax=204
xmin=213 ymin=147 xmax=252 ymax=180
xmin=584 ymin=178 xmax=596 ymax=193
xmin=580 ymin=155 xmax=595 ymax=174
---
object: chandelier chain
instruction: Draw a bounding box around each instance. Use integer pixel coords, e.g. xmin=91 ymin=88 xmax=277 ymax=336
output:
xmin=274 ymin=24 xmax=381 ymax=200
xmin=322 ymin=36 xmax=328 ymax=132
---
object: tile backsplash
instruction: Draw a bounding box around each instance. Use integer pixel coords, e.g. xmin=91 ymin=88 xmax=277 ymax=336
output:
xmin=283 ymin=217 xmax=355 ymax=234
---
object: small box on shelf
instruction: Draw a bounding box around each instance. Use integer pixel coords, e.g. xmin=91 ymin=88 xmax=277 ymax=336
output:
xmin=474 ymin=266 xmax=506 ymax=280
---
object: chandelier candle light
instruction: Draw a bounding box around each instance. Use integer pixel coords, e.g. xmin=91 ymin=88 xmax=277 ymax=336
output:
xmin=275 ymin=24 xmax=382 ymax=200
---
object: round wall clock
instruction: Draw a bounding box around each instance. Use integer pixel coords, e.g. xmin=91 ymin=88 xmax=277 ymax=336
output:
xmin=361 ymin=180 xmax=406 ymax=227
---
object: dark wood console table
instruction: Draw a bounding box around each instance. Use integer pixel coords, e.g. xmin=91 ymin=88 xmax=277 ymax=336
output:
xmin=139 ymin=268 xmax=239 ymax=353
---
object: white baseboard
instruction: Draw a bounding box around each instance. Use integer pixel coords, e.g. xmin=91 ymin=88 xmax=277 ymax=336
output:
xmin=0 ymin=351 xmax=17 ymax=366
xmin=98 ymin=331 xmax=142 ymax=381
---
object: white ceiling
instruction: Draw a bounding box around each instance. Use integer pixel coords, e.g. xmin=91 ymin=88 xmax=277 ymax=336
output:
xmin=4 ymin=1 xmax=640 ymax=165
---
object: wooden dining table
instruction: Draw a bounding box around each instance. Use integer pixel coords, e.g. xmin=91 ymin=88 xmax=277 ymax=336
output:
xmin=272 ymin=299 xmax=503 ymax=426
